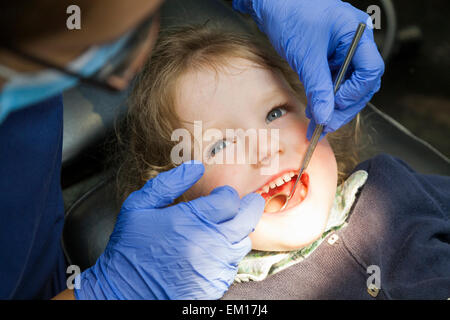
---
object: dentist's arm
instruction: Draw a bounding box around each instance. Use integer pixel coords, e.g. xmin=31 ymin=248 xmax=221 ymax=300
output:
xmin=233 ymin=0 xmax=385 ymax=140
xmin=62 ymin=161 xmax=264 ymax=300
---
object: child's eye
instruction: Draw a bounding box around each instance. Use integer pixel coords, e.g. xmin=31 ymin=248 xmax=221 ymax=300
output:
xmin=266 ymin=106 xmax=287 ymax=124
xmin=209 ymin=140 xmax=230 ymax=157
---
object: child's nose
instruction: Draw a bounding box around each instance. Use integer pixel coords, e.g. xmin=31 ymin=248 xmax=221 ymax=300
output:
xmin=251 ymin=130 xmax=284 ymax=169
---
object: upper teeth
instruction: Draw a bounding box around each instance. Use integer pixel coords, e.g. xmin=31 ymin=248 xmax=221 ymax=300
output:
xmin=257 ymin=171 xmax=298 ymax=195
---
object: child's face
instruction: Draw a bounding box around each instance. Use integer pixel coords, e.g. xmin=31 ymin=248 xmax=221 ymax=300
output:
xmin=174 ymin=57 xmax=338 ymax=251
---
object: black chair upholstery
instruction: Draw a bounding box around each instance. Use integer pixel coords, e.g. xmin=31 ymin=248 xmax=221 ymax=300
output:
xmin=62 ymin=0 xmax=450 ymax=271
xmin=361 ymin=103 xmax=449 ymax=175
xmin=62 ymin=84 xmax=130 ymax=167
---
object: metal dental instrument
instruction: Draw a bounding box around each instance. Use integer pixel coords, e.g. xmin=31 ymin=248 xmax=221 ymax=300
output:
xmin=276 ymin=22 xmax=367 ymax=211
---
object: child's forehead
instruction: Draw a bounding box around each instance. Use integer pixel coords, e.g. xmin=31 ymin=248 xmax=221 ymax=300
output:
xmin=174 ymin=57 xmax=292 ymax=123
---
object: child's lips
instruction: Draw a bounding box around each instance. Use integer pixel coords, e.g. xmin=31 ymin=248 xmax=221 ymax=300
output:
xmin=254 ymin=172 xmax=309 ymax=213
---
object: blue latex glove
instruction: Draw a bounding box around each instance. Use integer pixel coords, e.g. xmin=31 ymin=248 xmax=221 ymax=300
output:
xmin=74 ymin=161 xmax=264 ymax=299
xmin=233 ymin=0 xmax=385 ymax=140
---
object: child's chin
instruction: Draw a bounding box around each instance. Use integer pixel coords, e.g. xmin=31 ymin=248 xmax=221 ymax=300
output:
xmin=254 ymin=207 xmax=327 ymax=251
xmin=278 ymin=232 xmax=324 ymax=251
xmin=250 ymin=223 xmax=322 ymax=252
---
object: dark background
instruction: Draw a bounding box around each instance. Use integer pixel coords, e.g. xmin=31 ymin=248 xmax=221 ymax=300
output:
xmin=366 ymin=0 xmax=450 ymax=158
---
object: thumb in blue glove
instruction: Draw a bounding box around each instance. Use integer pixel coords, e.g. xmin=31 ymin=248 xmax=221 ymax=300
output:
xmin=74 ymin=161 xmax=265 ymax=300
xmin=233 ymin=0 xmax=384 ymax=140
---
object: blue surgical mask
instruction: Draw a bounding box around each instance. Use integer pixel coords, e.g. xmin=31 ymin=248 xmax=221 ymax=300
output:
xmin=0 ymin=30 xmax=133 ymax=124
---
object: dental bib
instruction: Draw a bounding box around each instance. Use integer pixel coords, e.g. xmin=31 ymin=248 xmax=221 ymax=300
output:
xmin=235 ymin=170 xmax=368 ymax=283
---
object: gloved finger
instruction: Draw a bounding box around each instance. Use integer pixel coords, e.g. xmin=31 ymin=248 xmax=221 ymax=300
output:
xmin=323 ymin=109 xmax=356 ymax=133
xmin=122 ymin=160 xmax=205 ymax=211
xmin=334 ymin=41 xmax=384 ymax=111
xmin=198 ymin=236 xmax=251 ymax=287
xmin=228 ymin=236 xmax=252 ymax=267
xmin=305 ymin=102 xmax=312 ymax=120
xmin=306 ymin=117 xmax=317 ymax=141
xmin=306 ymin=117 xmax=329 ymax=141
xmin=303 ymin=57 xmax=335 ymax=140
xmin=325 ymin=89 xmax=376 ymax=132
xmin=218 ymin=193 xmax=265 ymax=244
xmin=187 ymin=185 xmax=241 ymax=224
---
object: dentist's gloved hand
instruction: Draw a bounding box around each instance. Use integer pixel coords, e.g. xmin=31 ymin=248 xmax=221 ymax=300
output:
xmin=233 ymin=0 xmax=385 ymax=140
xmin=74 ymin=161 xmax=264 ymax=300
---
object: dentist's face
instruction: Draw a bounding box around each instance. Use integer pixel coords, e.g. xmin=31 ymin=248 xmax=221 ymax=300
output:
xmin=0 ymin=0 xmax=163 ymax=90
xmin=175 ymin=58 xmax=338 ymax=251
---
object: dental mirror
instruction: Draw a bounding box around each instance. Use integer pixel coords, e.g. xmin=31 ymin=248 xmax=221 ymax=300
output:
xmin=264 ymin=23 xmax=366 ymax=213
xmin=264 ymin=193 xmax=290 ymax=213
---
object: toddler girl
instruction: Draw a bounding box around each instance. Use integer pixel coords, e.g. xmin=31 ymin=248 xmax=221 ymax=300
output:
xmin=116 ymin=23 xmax=450 ymax=299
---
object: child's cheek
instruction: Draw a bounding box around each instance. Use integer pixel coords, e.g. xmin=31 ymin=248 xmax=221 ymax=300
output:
xmin=283 ymin=116 xmax=308 ymax=143
xmin=190 ymin=165 xmax=244 ymax=198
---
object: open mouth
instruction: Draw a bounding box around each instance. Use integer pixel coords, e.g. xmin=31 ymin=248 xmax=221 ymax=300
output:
xmin=255 ymin=170 xmax=309 ymax=213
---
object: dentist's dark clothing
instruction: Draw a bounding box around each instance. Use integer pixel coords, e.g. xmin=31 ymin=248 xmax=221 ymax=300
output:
xmin=223 ymin=154 xmax=450 ymax=300
xmin=0 ymin=95 xmax=66 ymax=299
